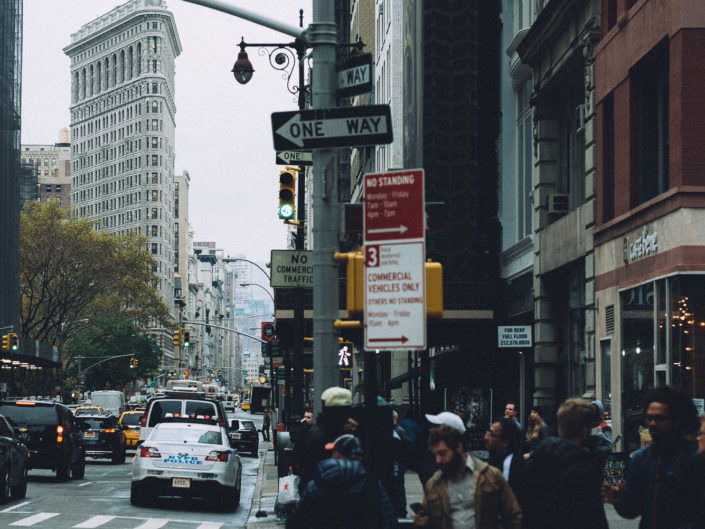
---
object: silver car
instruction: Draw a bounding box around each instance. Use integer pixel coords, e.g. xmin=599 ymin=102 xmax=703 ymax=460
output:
xmin=130 ymin=421 xmax=242 ymax=511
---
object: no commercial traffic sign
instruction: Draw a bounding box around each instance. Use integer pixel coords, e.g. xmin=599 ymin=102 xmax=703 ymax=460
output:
xmin=271 ymin=105 xmax=392 ymax=151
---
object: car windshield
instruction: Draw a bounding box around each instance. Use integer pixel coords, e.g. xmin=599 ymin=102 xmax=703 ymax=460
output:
xmin=150 ymin=427 xmax=222 ymax=445
xmin=75 ymin=407 xmax=100 ymax=416
xmin=0 ymin=404 xmax=59 ymax=426
xmin=78 ymin=418 xmax=115 ymax=430
xmin=184 ymin=402 xmax=217 ymax=418
xmin=240 ymin=421 xmax=256 ymax=431
xmin=121 ymin=413 xmax=141 ymax=426
xmin=149 ymin=401 xmax=182 ymax=427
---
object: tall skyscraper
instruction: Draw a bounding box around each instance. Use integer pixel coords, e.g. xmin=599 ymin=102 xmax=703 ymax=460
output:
xmin=63 ymin=0 xmax=182 ymax=311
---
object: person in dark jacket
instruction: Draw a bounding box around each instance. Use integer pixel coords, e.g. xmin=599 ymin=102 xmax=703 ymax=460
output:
xmin=522 ymin=398 xmax=608 ymax=529
xmin=287 ymin=434 xmax=397 ymax=529
xmin=485 ymin=417 xmax=526 ymax=505
xmin=602 ymin=386 xmax=704 ymax=529
xmin=524 ymin=406 xmax=550 ymax=457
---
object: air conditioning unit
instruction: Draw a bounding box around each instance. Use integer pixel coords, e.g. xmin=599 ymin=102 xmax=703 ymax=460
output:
xmin=547 ymin=193 xmax=570 ymax=214
xmin=575 ymin=104 xmax=585 ymax=133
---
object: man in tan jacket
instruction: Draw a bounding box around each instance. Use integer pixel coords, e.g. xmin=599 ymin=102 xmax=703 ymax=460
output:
xmin=413 ymin=423 xmax=521 ymax=529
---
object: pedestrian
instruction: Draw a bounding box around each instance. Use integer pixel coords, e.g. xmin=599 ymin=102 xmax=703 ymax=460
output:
xmin=521 ymin=398 xmax=608 ymax=529
xmin=300 ymin=407 xmax=313 ymax=425
xmin=399 ymin=409 xmax=419 ymax=443
xmin=504 ymin=400 xmax=521 ymax=430
xmin=414 ymin=411 xmax=467 ymax=487
xmin=389 ymin=409 xmax=410 ymax=518
xmin=588 ymin=400 xmax=613 ymax=465
xmin=602 ymin=386 xmax=704 ymax=529
xmin=261 ymin=407 xmax=271 ymax=442
xmin=291 ymin=386 xmax=358 ymax=493
xmin=523 ymin=405 xmax=550 ymax=458
xmin=286 ymin=434 xmax=397 ymax=529
xmin=485 ymin=417 xmax=526 ymax=503
xmin=413 ymin=423 xmax=521 ymax=529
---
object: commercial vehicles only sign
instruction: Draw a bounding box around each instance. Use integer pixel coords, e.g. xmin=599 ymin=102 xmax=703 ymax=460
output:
xmin=363 ymin=169 xmax=426 ymax=350
xmin=270 ymin=250 xmax=313 ymax=288
xmin=497 ymin=326 xmax=532 ymax=348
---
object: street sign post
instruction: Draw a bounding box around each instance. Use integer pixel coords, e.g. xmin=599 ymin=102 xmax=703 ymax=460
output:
xmin=270 ymin=249 xmax=314 ymax=288
xmin=271 ymin=105 xmax=392 ymax=150
xmin=275 ymin=150 xmax=313 ymax=166
xmin=336 ymin=53 xmax=373 ymax=98
xmin=363 ymin=169 xmax=426 ymax=350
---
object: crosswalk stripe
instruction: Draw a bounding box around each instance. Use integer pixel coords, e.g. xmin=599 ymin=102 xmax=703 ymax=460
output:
xmin=0 ymin=501 xmax=31 ymax=513
xmin=78 ymin=481 xmax=93 ymax=487
xmin=133 ymin=519 xmax=169 ymax=529
xmin=195 ymin=523 xmax=223 ymax=529
xmin=10 ymin=512 xmax=60 ymax=526
xmin=74 ymin=515 xmax=116 ymax=528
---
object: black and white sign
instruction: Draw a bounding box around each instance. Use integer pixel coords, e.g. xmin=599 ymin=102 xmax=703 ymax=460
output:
xmin=271 ymin=105 xmax=393 ymax=150
xmin=337 ymin=53 xmax=373 ymax=98
xmin=498 ymin=326 xmax=532 ymax=348
xmin=275 ymin=150 xmax=312 ymax=166
xmin=270 ymin=250 xmax=313 ymax=288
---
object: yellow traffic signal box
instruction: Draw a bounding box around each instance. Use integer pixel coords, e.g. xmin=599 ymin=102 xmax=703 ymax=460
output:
xmin=173 ymin=330 xmax=181 ymax=347
xmin=278 ymin=169 xmax=296 ymax=220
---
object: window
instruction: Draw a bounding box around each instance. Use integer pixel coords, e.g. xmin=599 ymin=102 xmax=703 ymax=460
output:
xmin=151 ymin=137 xmax=158 ymax=148
xmin=151 ymin=119 xmax=159 ymax=131
xmin=152 ymin=60 xmax=157 ymax=73
xmin=152 ymin=155 xmax=159 ymax=166
xmin=151 ymin=225 xmax=158 ymax=236
xmin=46 ymin=184 xmax=52 ymax=193
xmin=151 ymin=208 xmax=158 ymax=219
xmin=602 ymin=94 xmax=615 ymax=221
xmin=516 ymin=79 xmax=533 ymax=238
xmin=56 ymin=184 xmax=62 ymax=193
xmin=152 ymin=101 xmax=158 ymax=113
xmin=151 ymin=243 xmax=158 ymax=255
xmin=152 ymin=82 xmax=158 ymax=93
xmin=151 ymin=190 xmax=158 ymax=201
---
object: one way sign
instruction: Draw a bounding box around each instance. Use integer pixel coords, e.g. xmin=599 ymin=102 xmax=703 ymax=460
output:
xmin=271 ymin=105 xmax=392 ymax=151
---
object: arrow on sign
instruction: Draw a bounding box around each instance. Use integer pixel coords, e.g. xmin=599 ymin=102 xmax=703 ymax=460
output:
xmin=367 ymin=225 xmax=409 ymax=235
xmin=368 ymin=336 xmax=409 ymax=344
xmin=275 ymin=112 xmax=389 ymax=148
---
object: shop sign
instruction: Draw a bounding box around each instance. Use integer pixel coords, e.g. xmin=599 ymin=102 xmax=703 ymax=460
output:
xmin=624 ymin=225 xmax=658 ymax=263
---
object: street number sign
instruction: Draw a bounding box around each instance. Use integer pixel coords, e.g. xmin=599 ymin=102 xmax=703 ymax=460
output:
xmin=364 ymin=169 xmax=425 ymax=242
xmin=271 ymin=105 xmax=393 ymax=150
xmin=364 ymin=241 xmax=426 ymax=349
xmin=337 ymin=53 xmax=373 ymax=98
xmin=270 ymin=250 xmax=313 ymax=288
xmin=275 ymin=150 xmax=312 ymax=166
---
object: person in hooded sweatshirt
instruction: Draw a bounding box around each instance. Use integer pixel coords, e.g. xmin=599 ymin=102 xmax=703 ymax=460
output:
xmin=286 ymin=434 xmax=397 ymax=529
xmin=521 ymin=398 xmax=608 ymax=529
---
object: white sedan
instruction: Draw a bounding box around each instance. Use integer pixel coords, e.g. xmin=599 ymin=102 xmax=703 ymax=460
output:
xmin=130 ymin=421 xmax=242 ymax=511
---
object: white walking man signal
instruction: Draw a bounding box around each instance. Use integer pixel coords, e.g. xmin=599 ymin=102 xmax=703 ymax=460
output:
xmin=338 ymin=345 xmax=351 ymax=367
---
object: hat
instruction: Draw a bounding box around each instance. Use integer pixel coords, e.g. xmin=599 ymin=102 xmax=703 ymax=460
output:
xmin=325 ymin=434 xmax=363 ymax=460
xmin=321 ymin=387 xmax=352 ymax=407
xmin=425 ymin=411 xmax=466 ymax=434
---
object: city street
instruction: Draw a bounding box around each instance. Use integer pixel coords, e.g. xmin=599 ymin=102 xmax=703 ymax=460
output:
xmin=0 ymin=411 xmax=265 ymax=529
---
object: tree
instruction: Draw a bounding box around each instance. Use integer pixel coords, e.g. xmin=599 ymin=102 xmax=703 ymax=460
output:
xmin=65 ymin=315 xmax=162 ymax=391
xmin=20 ymin=201 xmax=172 ymax=368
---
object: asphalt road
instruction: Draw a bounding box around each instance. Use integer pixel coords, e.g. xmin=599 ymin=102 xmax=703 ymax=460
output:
xmin=0 ymin=410 xmax=265 ymax=529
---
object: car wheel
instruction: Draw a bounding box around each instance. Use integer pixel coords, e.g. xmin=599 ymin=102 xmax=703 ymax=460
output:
xmin=56 ymin=456 xmax=71 ymax=482
xmin=130 ymin=482 xmax=150 ymax=507
xmin=0 ymin=466 xmax=11 ymax=504
xmin=11 ymin=464 xmax=27 ymax=500
xmin=71 ymin=453 xmax=86 ymax=480
xmin=220 ymin=485 xmax=240 ymax=512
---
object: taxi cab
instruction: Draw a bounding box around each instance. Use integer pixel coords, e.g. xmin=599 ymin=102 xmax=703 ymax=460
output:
xmin=241 ymin=401 xmax=250 ymax=411
xmin=119 ymin=410 xmax=143 ymax=449
xmin=74 ymin=406 xmax=103 ymax=416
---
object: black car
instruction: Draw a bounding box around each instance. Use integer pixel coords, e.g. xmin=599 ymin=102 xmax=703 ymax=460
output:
xmin=228 ymin=419 xmax=258 ymax=457
xmin=0 ymin=400 xmax=85 ymax=481
xmin=0 ymin=415 xmax=28 ymax=503
xmin=74 ymin=414 xmax=127 ymax=464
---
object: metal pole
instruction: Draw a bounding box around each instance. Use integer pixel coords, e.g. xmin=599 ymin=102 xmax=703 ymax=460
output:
xmin=311 ymin=0 xmax=339 ymax=416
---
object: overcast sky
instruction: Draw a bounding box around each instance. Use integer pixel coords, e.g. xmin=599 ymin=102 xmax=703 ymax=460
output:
xmin=21 ymin=0 xmax=312 ymax=268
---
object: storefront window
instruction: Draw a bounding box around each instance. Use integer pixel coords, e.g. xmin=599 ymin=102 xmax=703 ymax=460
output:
xmin=669 ymin=276 xmax=705 ymax=396
xmin=601 ymin=339 xmax=612 ymax=416
xmin=656 ymin=279 xmax=667 ymax=365
xmin=621 ymin=282 xmax=654 ymax=451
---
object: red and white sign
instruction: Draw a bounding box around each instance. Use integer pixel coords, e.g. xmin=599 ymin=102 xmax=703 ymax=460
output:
xmin=363 ymin=169 xmax=426 ymax=350
xmin=364 ymin=242 xmax=426 ymax=349
xmin=363 ymin=169 xmax=424 ymax=242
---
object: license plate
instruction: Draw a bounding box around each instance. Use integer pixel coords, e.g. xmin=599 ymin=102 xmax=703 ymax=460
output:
xmin=84 ymin=432 xmax=96 ymax=438
xmin=172 ymin=477 xmax=190 ymax=489
xmin=231 ymin=433 xmax=241 ymax=439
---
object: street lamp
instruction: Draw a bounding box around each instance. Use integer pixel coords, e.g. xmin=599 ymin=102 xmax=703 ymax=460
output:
xmin=239 ymin=282 xmax=275 ymax=305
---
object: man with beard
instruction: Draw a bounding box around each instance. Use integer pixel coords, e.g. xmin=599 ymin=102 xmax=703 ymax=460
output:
xmin=413 ymin=424 xmax=521 ymax=529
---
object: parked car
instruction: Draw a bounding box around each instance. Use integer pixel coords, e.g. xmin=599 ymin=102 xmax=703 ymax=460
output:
xmin=131 ymin=421 xmax=242 ymax=510
xmin=0 ymin=414 xmax=28 ymax=503
xmin=119 ymin=411 xmax=143 ymax=449
xmin=74 ymin=414 xmax=127 ymax=464
xmin=0 ymin=400 xmax=85 ymax=481
xmin=138 ymin=390 xmax=229 ymax=443
xmin=227 ymin=419 xmax=258 ymax=457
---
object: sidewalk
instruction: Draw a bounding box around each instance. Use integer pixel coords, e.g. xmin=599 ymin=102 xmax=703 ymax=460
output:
xmin=245 ymin=450 xmax=636 ymax=528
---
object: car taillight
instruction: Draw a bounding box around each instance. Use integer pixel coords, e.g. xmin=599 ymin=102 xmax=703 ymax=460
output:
xmin=56 ymin=425 xmax=64 ymax=434
xmin=205 ymin=450 xmax=229 ymax=462
xmin=104 ymin=428 xmax=117 ymax=433
xmin=140 ymin=415 xmax=146 ymax=427
xmin=139 ymin=446 xmax=161 ymax=458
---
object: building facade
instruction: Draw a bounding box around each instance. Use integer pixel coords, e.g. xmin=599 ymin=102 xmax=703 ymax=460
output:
xmin=593 ymin=0 xmax=705 ymax=450
xmin=63 ymin=0 xmax=182 ymax=313
xmin=21 ymin=129 xmax=72 ymax=210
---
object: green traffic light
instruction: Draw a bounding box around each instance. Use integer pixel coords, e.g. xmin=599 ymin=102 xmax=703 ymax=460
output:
xmin=278 ymin=203 xmax=294 ymax=220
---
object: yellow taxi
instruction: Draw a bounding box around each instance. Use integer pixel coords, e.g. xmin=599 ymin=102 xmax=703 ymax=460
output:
xmin=241 ymin=401 xmax=250 ymax=411
xmin=73 ymin=405 xmax=103 ymax=416
xmin=119 ymin=410 xmax=144 ymax=449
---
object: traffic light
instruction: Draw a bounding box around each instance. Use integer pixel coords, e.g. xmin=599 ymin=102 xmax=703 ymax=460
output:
xmin=278 ymin=168 xmax=296 ymax=220
xmin=133 ymin=357 xmax=139 ymax=368
xmin=129 ymin=357 xmax=135 ymax=368
xmin=1 ymin=334 xmax=9 ymax=351
xmin=182 ymin=329 xmax=190 ymax=347
xmin=173 ymin=329 xmax=181 ymax=346
xmin=9 ymin=334 xmax=18 ymax=351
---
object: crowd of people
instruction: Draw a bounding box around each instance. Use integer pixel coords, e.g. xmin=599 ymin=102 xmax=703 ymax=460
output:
xmin=280 ymin=384 xmax=705 ymax=529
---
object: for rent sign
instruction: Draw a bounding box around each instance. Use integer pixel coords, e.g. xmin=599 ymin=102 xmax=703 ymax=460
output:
xmin=498 ymin=326 xmax=532 ymax=348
